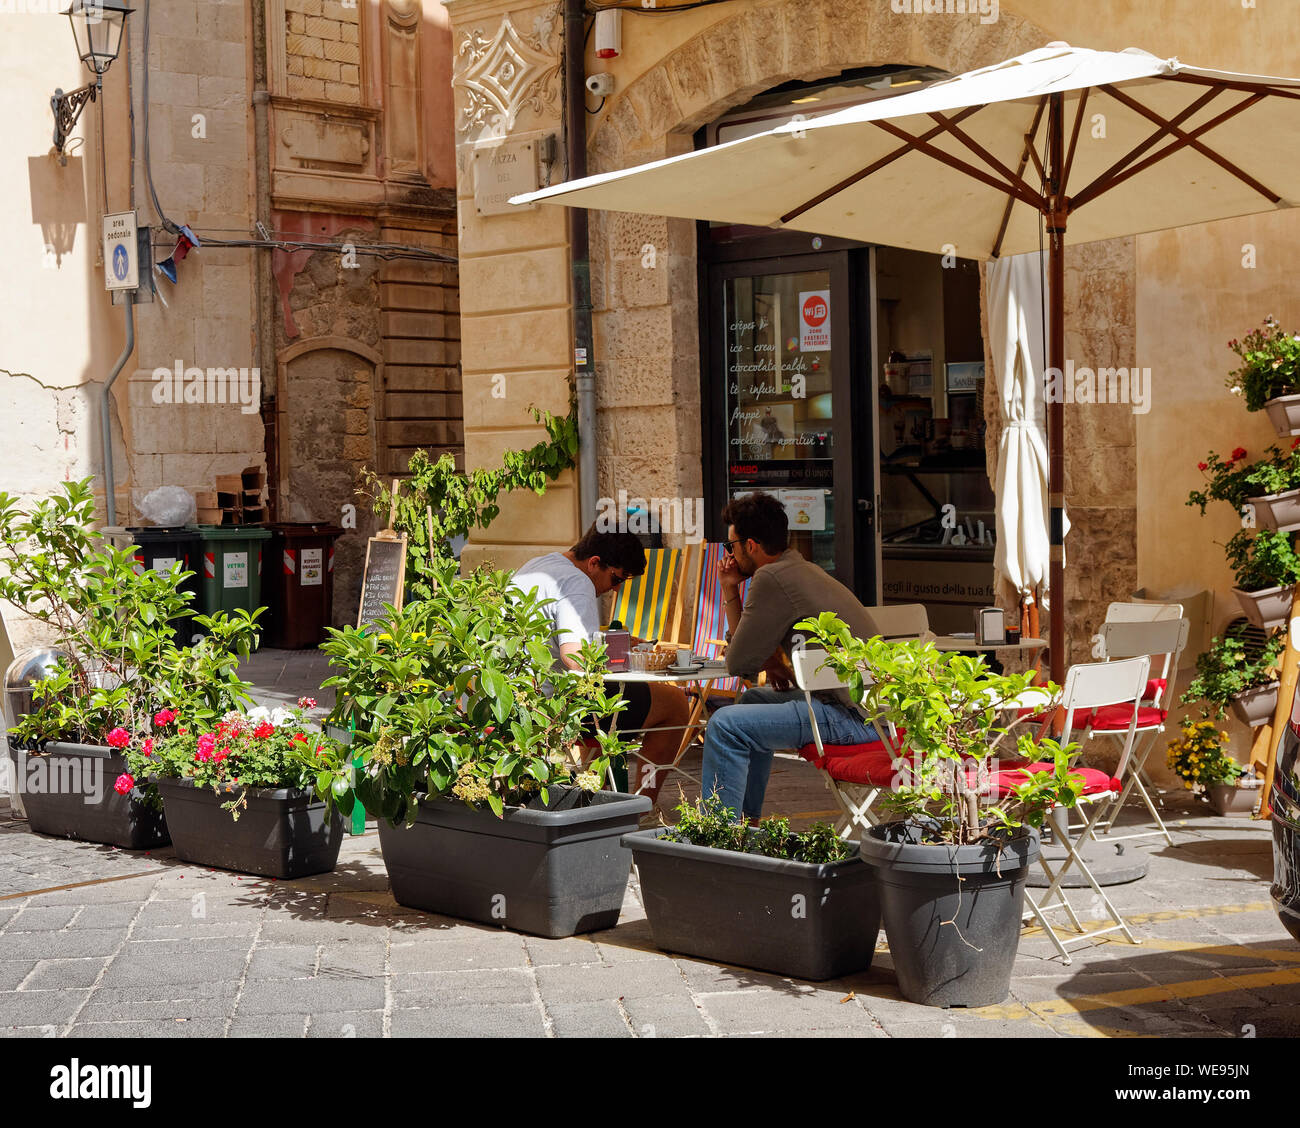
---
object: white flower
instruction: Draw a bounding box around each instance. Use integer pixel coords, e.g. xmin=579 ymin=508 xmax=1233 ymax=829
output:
xmin=270 ymin=706 xmax=295 ymax=728
xmin=244 ymin=706 xmax=273 ymax=725
xmin=1230 ymin=385 xmax=1243 ymax=396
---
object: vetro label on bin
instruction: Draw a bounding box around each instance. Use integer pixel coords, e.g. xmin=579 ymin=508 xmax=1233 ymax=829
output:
xmin=152 ymin=556 xmax=179 ymax=574
xmin=224 ymin=551 xmax=249 ymax=589
xmin=300 ymin=548 xmax=323 ymax=587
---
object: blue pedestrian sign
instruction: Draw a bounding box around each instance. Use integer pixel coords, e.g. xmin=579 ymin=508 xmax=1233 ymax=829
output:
xmin=102 ymin=211 xmax=139 ymax=292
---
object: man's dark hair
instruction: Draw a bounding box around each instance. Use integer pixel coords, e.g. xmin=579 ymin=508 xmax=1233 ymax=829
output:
xmin=570 ymin=526 xmax=647 ymax=576
xmin=721 ymin=493 xmax=789 ymax=555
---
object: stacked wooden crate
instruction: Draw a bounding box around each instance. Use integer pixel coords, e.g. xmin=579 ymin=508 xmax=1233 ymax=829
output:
xmin=196 ymin=467 xmax=267 ymax=525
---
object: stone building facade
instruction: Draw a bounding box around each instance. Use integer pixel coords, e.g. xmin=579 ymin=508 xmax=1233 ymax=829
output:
xmin=444 ymin=0 xmax=1300 ymax=773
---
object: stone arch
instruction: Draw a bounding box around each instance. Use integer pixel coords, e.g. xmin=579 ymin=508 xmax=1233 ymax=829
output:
xmin=276 ymin=335 xmax=385 ymax=625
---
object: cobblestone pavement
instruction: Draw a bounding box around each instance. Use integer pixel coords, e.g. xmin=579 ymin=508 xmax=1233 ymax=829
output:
xmin=0 ymin=649 xmax=1295 ymax=1038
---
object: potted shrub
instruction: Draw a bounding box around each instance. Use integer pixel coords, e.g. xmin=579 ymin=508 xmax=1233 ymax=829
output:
xmin=124 ymin=700 xmax=351 ymax=878
xmin=798 ymin=613 xmax=1084 ymax=1008
xmin=1179 ymin=623 xmax=1283 ymax=727
xmin=1224 ymin=529 xmax=1300 ymax=629
xmin=0 ymin=481 xmax=259 ymax=849
xmin=1166 ymin=719 xmax=1262 ymax=816
xmin=623 ymin=793 xmax=878 ymax=980
xmin=1188 ymin=442 xmax=1300 ymax=532
xmin=317 ymin=564 xmax=649 ymax=939
xmin=1226 ymin=317 xmax=1300 ymax=433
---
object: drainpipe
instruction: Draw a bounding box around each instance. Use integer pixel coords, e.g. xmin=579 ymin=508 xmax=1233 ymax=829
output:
xmin=564 ymin=0 xmax=597 ymax=530
xmin=250 ymin=0 xmax=277 ymax=515
xmin=101 ymin=294 xmax=135 ymax=527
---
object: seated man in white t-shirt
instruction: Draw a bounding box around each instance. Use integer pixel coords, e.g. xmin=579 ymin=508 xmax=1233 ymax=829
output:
xmin=512 ymin=527 xmax=690 ymax=801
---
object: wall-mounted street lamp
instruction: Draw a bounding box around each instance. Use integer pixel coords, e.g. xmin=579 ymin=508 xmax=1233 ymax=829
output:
xmin=51 ymin=0 xmax=133 ymax=159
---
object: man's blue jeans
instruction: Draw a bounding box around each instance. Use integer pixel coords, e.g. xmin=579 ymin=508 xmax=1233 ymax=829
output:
xmin=700 ymin=687 xmax=879 ymax=821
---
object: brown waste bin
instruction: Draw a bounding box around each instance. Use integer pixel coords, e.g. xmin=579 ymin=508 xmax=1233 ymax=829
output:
xmin=264 ymin=523 xmax=345 ymax=649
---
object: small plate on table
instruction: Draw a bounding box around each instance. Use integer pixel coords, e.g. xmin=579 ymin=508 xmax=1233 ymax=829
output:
xmin=667 ymin=663 xmax=704 ymax=674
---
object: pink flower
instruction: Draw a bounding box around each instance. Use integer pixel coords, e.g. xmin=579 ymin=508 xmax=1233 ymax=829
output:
xmin=106 ymin=727 xmax=130 ymax=749
xmin=153 ymin=709 xmax=177 ymax=727
xmin=114 ymin=773 xmax=135 ymax=795
xmin=142 ymin=737 xmax=154 ymax=757
xmin=254 ymin=722 xmax=274 ymax=740
xmin=297 ymin=696 xmax=317 ymax=710
xmin=198 ymin=733 xmax=216 ymax=753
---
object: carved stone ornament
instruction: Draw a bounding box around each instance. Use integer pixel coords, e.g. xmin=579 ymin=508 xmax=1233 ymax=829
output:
xmin=452 ymin=6 xmax=562 ymax=144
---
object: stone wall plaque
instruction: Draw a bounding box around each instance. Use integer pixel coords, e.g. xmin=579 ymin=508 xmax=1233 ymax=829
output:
xmin=472 ymin=139 xmax=537 ymax=216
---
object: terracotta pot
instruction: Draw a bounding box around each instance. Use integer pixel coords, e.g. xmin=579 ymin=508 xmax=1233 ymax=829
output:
xmin=1264 ymin=393 xmax=1300 ymax=438
xmin=1247 ymin=488 xmax=1300 ymax=533
xmin=1231 ymin=683 xmax=1279 ymax=728
xmin=1233 ymin=584 xmax=1295 ymax=629
xmin=1207 ymin=782 xmax=1261 ymax=817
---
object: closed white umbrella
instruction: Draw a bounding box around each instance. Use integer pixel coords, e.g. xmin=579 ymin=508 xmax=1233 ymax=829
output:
xmin=514 ymin=42 xmax=1300 ymax=683
xmin=988 ymin=252 xmax=1056 ymax=632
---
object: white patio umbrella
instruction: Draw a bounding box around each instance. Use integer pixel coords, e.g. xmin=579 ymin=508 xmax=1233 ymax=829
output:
xmin=513 ymin=42 xmax=1300 ymax=685
xmin=988 ymin=252 xmax=1053 ymax=633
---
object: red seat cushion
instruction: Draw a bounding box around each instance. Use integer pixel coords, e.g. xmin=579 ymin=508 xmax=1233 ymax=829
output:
xmin=1143 ymin=677 xmax=1167 ymax=703
xmin=826 ymin=748 xmax=903 ymax=786
xmin=989 ymin=762 xmax=1120 ymax=798
xmin=1089 ymin=703 xmax=1168 ymax=731
xmin=797 ymin=739 xmax=889 ymax=769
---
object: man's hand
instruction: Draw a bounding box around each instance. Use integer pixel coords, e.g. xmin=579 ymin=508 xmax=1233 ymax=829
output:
xmin=719 ymin=551 xmax=743 ymax=596
xmin=761 ymin=652 xmax=795 ymax=692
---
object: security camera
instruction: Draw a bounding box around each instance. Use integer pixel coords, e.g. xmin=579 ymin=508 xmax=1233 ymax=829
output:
xmin=585 ymin=72 xmax=615 ymax=97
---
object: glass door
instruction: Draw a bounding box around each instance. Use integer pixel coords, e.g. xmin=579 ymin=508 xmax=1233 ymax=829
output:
xmin=704 ymin=251 xmax=865 ymax=586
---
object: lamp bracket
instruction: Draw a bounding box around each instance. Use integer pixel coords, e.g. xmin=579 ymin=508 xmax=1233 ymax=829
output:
xmin=51 ymin=81 xmax=98 ymax=159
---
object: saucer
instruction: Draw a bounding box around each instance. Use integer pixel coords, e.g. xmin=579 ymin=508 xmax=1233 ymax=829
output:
xmin=667 ymin=664 xmax=704 ymax=674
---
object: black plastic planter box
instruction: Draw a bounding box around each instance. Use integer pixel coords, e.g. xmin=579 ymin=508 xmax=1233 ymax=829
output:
xmin=155 ymin=776 xmax=343 ymax=879
xmin=623 ymin=828 xmax=880 ymax=981
xmin=7 ymin=743 xmax=168 ymax=850
xmin=378 ymin=788 xmax=651 ymax=938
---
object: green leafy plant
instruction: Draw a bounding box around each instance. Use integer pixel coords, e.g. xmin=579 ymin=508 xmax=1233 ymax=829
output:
xmin=1224 ymin=528 xmax=1300 ymax=592
xmin=1187 ymin=441 xmax=1300 ymax=516
xmin=1227 ymin=317 xmax=1300 ymax=412
xmin=316 ymin=566 xmax=636 ymax=826
xmin=1166 ymin=719 xmax=1246 ymax=790
xmin=663 ymin=791 xmax=851 ymax=864
xmin=359 ymin=406 xmax=579 ymax=602
xmin=1180 ymin=624 xmax=1283 ymax=719
xmin=0 ymin=480 xmax=259 ymax=750
xmin=121 ymin=702 xmax=351 ymax=820
xmin=796 ymin=613 xmax=1084 ymax=846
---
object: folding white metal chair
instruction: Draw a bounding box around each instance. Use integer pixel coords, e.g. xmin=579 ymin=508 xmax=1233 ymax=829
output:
xmin=1087 ymin=610 xmax=1189 ymax=847
xmin=792 ymin=639 xmax=920 ymax=838
xmin=1016 ymin=655 xmax=1151 ymax=963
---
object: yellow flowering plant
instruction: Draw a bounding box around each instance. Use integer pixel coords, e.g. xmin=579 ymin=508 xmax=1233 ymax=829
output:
xmin=1166 ymin=719 xmax=1245 ymax=790
xmin=318 ymin=561 xmax=637 ymax=824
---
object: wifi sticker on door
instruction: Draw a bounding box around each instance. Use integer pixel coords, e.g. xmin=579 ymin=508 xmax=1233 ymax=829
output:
xmin=799 ymin=290 xmax=831 ymax=351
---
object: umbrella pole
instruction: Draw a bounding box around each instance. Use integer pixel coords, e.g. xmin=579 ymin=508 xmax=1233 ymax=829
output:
xmin=1046 ymin=92 xmax=1067 ymax=689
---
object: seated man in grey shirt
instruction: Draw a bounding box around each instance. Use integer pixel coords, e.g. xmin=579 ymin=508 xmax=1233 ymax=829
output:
xmin=702 ymin=492 xmax=880 ymax=821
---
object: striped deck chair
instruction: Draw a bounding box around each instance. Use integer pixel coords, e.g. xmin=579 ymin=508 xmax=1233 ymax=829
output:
xmin=607 ymin=545 xmax=695 ymax=642
xmin=687 ymin=542 xmax=752 ymax=697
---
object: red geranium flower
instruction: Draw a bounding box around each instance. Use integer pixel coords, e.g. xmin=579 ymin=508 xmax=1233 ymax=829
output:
xmin=142 ymin=737 xmax=154 ymax=757
xmin=1197 ymin=461 xmax=1208 ymax=471
xmin=114 ymin=773 xmax=135 ymax=795
xmin=254 ymin=722 xmax=274 ymax=739
xmin=154 ymin=708 xmax=177 ymax=727
xmin=1231 ymin=447 xmax=1248 ymax=461
xmin=291 ymin=733 xmax=308 ymax=744
xmin=178 ymin=727 xmax=189 ymax=735
xmin=106 ymin=727 xmax=130 ymax=749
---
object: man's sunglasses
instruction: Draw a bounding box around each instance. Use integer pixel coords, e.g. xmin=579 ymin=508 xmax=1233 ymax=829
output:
xmin=723 ymin=539 xmax=744 ymax=555
xmin=606 ymin=568 xmax=628 ymax=587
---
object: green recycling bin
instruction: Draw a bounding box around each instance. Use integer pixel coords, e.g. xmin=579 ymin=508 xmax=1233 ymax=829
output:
xmin=264 ymin=522 xmax=345 ymax=649
xmin=196 ymin=525 xmax=272 ymax=634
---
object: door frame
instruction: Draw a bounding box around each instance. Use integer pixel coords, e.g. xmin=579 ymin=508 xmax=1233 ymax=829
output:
xmin=699 ymin=239 xmax=873 ymax=595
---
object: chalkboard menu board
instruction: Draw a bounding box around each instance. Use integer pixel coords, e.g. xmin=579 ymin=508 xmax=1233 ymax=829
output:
xmin=357 ymin=535 xmax=407 ymax=632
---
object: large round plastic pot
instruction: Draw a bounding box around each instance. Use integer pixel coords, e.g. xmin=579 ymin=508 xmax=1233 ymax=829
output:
xmin=155 ymin=776 xmax=342 ymax=879
xmin=860 ymin=823 xmax=1039 ymax=1008
xmin=378 ymin=788 xmax=651 ymax=938
xmin=7 ymin=743 xmax=168 ymax=850
xmin=623 ymin=828 xmax=879 ymax=981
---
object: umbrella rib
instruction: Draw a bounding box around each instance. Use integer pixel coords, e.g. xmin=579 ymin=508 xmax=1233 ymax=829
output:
xmin=926 ymin=111 xmax=1039 ymax=202
xmin=779 ymin=105 xmax=984 ymax=226
xmin=1165 ymin=72 xmax=1300 ymax=101
xmin=992 ymin=97 xmax=1048 ymax=259
xmin=1069 ymin=86 xmax=1222 ymax=211
xmin=868 ymin=119 xmax=1043 ymax=210
xmin=1059 ymin=87 xmax=1089 ymax=195
xmin=1097 ymin=86 xmax=1279 ymax=205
